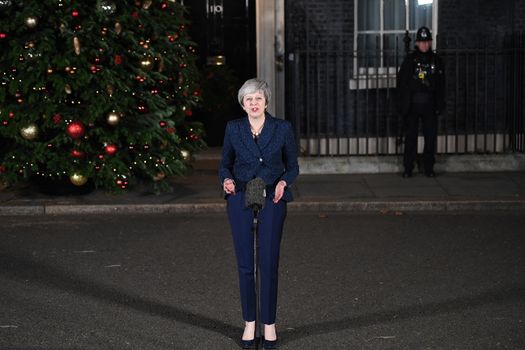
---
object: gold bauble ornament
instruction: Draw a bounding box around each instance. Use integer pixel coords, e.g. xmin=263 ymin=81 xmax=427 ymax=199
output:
xmin=73 ymin=36 xmax=81 ymax=55
xmin=70 ymin=173 xmax=88 ymax=186
xmin=140 ymin=56 xmax=154 ymax=71
xmin=106 ymin=111 xmax=121 ymax=126
xmin=64 ymin=84 xmax=72 ymax=94
xmin=181 ymin=149 xmax=191 ymax=162
xmin=106 ymin=84 xmax=114 ymax=96
xmin=20 ymin=124 xmax=39 ymax=140
xmin=114 ymin=22 xmax=122 ymax=34
xmin=153 ymin=172 xmax=166 ymax=181
xmin=142 ymin=0 xmax=152 ymax=9
xmin=25 ymin=16 xmax=38 ymax=28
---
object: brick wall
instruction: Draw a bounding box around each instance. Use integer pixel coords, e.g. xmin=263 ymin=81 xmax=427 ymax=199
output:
xmin=286 ymin=0 xmax=525 ymax=51
xmin=438 ymin=0 xmax=525 ymax=47
xmin=285 ymin=0 xmax=354 ymax=51
xmin=514 ymin=0 xmax=525 ymax=30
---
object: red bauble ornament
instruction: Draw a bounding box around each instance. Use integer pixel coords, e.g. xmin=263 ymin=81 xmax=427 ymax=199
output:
xmin=161 ymin=2 xmax=168 ymax=9
xmin=116 ymin=178 xmax=129 ymax=189
xmin=0 ymin=164 xmax=6 ymax=173
xmin=52 ymin=113 xmax=61 ymax=124
xmin=0 ymin=33 xmax=7 ymax=39
xmin=71 ymin=149 xmax=85 ymax=158
xmin=114 ymin=55 xmax=123 ymax=65
xmin=137 ymin=104 xmax=148 ymax=113
xmin=193 ymin=90 xmax=200 ymax=96
xmin=131 ymin=11 xmax=139 ymax=19
xmin=159 ymin=121 xmax=167 ymax=128
xmin=189 ymin=133 xmax=200 ymax=141
xmin=184 ymin=109 xmax=193 ymax=116
xmin=104 ymin=144 xmax=118 ymax=156
xmin=72 ymin=10 xmax=79 ymax=17
xmin=66 ymin=120 xmax=85 ymax=139
xmin=8 ymin=112 xmax=15 ymax=118
xmin=166 ymin=127 xmax=175 ymax=134
xmin=2 ymin=120 xmax=8 ymax=126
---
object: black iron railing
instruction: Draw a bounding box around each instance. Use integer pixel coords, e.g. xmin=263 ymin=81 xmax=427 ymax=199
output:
xmin=287 ymin=32 xmax=525 ymax=156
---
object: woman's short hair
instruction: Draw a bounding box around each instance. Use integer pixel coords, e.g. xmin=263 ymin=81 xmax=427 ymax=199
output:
xmin=237 ymin=78 xmax=271 ymax=107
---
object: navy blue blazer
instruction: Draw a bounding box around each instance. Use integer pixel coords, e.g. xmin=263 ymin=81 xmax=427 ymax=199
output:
xmin=219 ymin=114 xmax=299 ymax=202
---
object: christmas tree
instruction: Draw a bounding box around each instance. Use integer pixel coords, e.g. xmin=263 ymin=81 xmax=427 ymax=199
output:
xmin=0 ymin=0 xmax=205 ymax=193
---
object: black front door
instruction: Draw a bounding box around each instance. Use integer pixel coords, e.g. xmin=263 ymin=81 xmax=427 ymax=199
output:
xmin=186 ymin=0 xmax=256 ymax=146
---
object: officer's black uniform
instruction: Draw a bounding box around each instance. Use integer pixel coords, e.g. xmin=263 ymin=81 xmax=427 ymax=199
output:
xmin=396 ymin=27 xmax=445 ymax=177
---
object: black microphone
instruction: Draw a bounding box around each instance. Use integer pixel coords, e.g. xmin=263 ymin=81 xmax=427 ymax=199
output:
xmin=245 ymin=177 xmax=266 ymax=211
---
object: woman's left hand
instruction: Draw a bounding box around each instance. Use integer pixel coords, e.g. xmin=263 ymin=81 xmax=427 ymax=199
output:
xmin=273 ymin=180 xmax=287 ymax=203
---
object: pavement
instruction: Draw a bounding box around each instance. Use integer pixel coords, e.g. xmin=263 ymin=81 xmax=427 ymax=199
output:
xmin=1 ymin=148 xmax=525 ymax=215
xmin=2 ymin=212 xmax=525 ymax=349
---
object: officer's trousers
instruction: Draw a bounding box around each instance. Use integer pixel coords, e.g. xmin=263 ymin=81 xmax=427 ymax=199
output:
xmin=227 ymin=191 xmax=287 ymax=325
xmin=403 ymin=100 xmax=438 ymax=173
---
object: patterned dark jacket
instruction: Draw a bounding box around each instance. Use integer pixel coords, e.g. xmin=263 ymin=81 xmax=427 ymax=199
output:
xmin=219 ymin=113 xmax=299 ymax=202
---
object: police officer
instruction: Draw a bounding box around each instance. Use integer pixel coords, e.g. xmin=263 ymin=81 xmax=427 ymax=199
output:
xmin=396 ymin=26 xmax=445 ymax=178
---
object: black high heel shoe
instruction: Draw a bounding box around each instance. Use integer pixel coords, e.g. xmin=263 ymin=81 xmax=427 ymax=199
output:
xmin=241 ymin=325 xmax=256 ymax=349
xmin=262 ymin=337 xmax=277 ymax=349
xmin=241 ymin=338 xmax=256 ymax=349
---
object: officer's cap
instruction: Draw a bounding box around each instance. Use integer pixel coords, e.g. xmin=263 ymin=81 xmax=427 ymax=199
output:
xmin=416 ymin=26 xmax=432 ymax=41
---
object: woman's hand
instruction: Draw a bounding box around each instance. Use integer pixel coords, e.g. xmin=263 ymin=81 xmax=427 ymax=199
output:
xmin=223 ymin=178 xmax=236 ymax=195
xmin=273 ymin=180 xmax=287 ymax=203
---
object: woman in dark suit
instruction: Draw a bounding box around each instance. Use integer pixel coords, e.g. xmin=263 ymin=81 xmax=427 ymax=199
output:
xmin=219 ymin=78 xmax=299 ymax=349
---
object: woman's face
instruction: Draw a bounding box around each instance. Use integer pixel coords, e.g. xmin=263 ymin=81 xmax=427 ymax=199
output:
xmin=242 ymin=90 xmax=266 ymax=119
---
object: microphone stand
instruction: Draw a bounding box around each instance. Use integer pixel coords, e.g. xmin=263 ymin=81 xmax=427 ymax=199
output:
xmin=245 ymin=177 xmax=266 ymax=348
xmin=252 ymin=206 xmax=262 ymax=349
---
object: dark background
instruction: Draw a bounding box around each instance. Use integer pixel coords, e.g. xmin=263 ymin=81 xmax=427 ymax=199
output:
xmin=186 ymin=0 xmax=257 ymax=146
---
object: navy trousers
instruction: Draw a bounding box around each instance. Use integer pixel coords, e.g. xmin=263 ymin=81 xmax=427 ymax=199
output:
xmin=227 ymin=191 xmax=287 ymax=325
